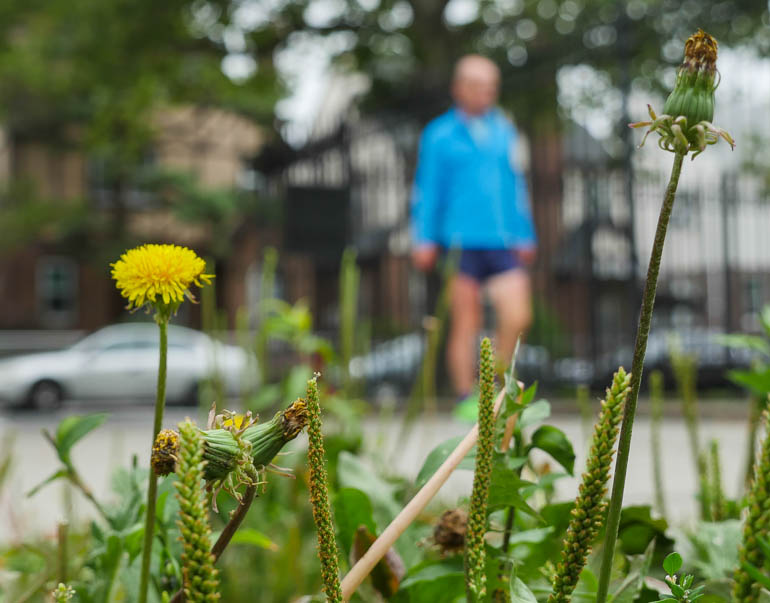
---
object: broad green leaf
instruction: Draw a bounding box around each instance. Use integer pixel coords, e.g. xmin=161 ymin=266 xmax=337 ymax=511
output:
xmin=55 ymin=413 xmax=108 ymax=464
xmin=414 ymin=437 xmax=476 ymax=489
xmin=487 ymin=453 xmax=541 ymax=520
xmin=715 ymin=334 xmax=770 ymax=356
xmin=337 ymin=452 xmax=401 ymax=524
xmin=517 ymin=399 xmax=550 ymax=430
xmin=334 ymin=487 xmax=377 ymax=557
xmin=510 ymin=576 xmax=538 ymax=602
xmin=121 ymin=522 xmax=144 ymax=562
xmin=611 ymin=540 xmax=656 ymax=603
xmin=727 ymin=369 xmax=770 ymax=396
xmin=507 ymin=527 xmax=554 ymax=546
xmin=529 ymin=425 xmax=576 ymax=475
xmin=663 ymin=552 xmax=682 ymax=576
xmin=400 ymin=558 xmax=464 ymax=589
xmin=230 ymin=528 xmax=279 ymax=551
xmin=26 ymin=468 xmax=69 ymax=497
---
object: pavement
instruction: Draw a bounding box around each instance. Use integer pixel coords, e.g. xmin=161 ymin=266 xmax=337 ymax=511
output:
xmin=0 ymin=398 xmax=753 ymax=545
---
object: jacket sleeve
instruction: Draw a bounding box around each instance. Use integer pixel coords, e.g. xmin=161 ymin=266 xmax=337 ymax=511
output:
xmin=508 ymin=125 xmax=537 ymax=247
xmin=411 ymin=126 xmax=442 ymax=246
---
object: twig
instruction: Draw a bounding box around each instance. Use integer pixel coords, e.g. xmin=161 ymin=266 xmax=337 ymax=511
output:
xmin=340 ymin=387 xmax=511 ymax=601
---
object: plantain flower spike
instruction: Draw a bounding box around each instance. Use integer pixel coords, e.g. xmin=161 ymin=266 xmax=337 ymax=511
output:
xmin=306 ymin=374 xmax=343 ymax=602
xmin=175 ymin=420 xmax=220 ymax=601
xmin=465 ymin=338 xmax=496 ymax=602
xmin=734 ymin=411 xmax=770 ymax=602
xmin=630 ymin=29 xmax=734 ymax=159
xmin=549 ymin=368 xmax=632 ymax=603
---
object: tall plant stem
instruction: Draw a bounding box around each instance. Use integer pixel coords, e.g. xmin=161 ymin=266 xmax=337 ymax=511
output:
xmin=596 ymin=151 xmax=684 ymax=602
xmin=139 ymin=318 xmax=169 ymax=603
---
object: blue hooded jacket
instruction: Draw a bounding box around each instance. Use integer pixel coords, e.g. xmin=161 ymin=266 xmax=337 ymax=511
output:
xmin=411 ymin=107 xmax=536 ymax=249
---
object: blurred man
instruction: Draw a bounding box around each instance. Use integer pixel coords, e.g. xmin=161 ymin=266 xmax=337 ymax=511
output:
xmin=411 ymin=54 xmax=536 ymax=398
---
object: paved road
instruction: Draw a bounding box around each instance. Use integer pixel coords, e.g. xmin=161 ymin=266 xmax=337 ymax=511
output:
xmin=0 ymin=400 xmax=753 ymax=544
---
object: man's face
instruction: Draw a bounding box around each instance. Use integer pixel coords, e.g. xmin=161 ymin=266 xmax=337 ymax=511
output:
xmin=452 ymin=64 xmax=499 ymax=115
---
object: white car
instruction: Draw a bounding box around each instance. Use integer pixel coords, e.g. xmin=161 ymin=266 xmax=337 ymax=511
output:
xmin=0 ymin=323 xmax=258 ymax=409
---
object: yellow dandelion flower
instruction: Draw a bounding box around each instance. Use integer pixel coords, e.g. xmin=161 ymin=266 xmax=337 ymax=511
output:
xmin=110 ymin=244 xmax=213 ymax=312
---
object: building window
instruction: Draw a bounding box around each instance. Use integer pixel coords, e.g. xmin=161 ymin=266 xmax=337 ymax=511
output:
xmin=36 ymin=257 xmax=78 ymax=328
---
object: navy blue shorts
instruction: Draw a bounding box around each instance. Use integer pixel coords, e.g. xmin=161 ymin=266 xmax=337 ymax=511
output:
xmin=456 ymin=249 xmax=520 ymax=282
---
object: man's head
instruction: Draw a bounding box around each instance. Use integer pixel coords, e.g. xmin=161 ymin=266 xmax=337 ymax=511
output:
xmin=451 ymin=54 xmax=500 ymax=116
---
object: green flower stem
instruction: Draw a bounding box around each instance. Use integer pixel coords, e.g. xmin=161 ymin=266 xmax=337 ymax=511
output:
xmin=710 ymin=439 xmax=726 ymax=521
xmin=734 ymin=412 xmax=770 ymax=602
xmin=596 ymin=151 xmax=685 ymax=603
xmin=649 ymin=371 xmax=667 ymax=519
xmin=549 ymin=369 xmax=631 ymax=603
xmin=139 ymin=317 xmax=169 ymax=603
xmin=307 ymin=376 xmax=343 ymax=602
xmin=465 ymin=338 xmax=496 ymax=602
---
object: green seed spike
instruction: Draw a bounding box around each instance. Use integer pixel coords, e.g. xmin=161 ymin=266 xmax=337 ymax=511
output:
xmin=52 ymin=583 xmax=75 ymax=602
xmin=306 ymin=375 xmax=343 ymax=602
xmin=548 ymin=368 xmax=632 ymax=603
xmin=175 ymin=420 xmax=220 ymax=602
xmin=465 ymin=338 xmax=496 ymax=602
xmin=733 ymin=411 xmax=770 ymax=602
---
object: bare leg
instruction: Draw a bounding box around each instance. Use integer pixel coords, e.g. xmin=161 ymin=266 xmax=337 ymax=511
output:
xmin=486 ymin=268 xmax=532 ymax=373
xmin=447 ymin=274 xmax=482 ymax=396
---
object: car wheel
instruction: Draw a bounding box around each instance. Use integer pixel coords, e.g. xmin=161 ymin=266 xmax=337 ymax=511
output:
xmin=28 ymin=380 xmax=64 ymax=411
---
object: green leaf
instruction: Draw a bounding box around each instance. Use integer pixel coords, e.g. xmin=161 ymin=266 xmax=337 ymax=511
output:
xmin=517 ymin=399 xmax=551 ymax=430
xmin=663 ymin=551 xmax=682 ymax=576
xmin=610 ymin=540 xmax=656 ymax=603
xmin=230 ymin=528 xmax=279 ymax=551
xmin=54 ymin=413 xmax=108 ymax=464
xmin=727 ymin=369 xmax=770 ymax=396
xmin=122 ymin=522 xmax=145 ymax=562
xmin=26 ymin=468 xmax=69 ymax=497
xmin=414 ymin=437 xmax=476 ymax=489
xmin=529 ymin=425 xmax=576 ymax=475
xmin=334 ymin=488 xmax=377 ymax=557
xmin=399 ymin=558 xmax=465 ymax=603
xmin=510 ymin=576 xmax=538 ymax=602
xmin=715 ymin=334 xmax=770 ymax=356
xmin=487 ymin=453 xmax=541 ymax=520
xmin=337 ymin=452 xmax=401 ymax=524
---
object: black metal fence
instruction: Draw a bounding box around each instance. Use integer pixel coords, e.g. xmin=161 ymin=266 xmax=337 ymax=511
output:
xmin=260 ymin=116 xmax=768 ymax=391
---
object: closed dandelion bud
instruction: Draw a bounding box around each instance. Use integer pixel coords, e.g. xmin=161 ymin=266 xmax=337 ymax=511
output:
xmin=175 ymin=420 xmax=220 ymax=602
xmin=549 ymin=368 xmax=631 ymax=603
xmin=630 ymin=29 xmax=734 ymax=158
xmin=465 ymin=338 xmax=496 ymax=602
xmin=663 ymin=30 xmax=717 ymax=125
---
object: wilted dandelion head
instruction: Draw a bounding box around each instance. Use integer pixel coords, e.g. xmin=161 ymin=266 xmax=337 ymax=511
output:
xmin=282 ymin=398 xmax=309 ymax=439
xmin=110 ymin=243 xmax=213 ymax=314
xmin=151 ymin=428 xmax=180 ymax=476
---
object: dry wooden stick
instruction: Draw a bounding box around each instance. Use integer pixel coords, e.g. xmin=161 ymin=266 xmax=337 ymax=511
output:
xmin=340 ymin=386 xmax=514 ymax=601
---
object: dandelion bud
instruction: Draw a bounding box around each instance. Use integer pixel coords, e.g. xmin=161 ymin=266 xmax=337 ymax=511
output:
xmin=151 ymin=400 xmax=308 ymax=480
xmin=663 ymin=29 xmax=718 ymax=125
xmin=629 ymin=29 xmax=734 ymax=158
